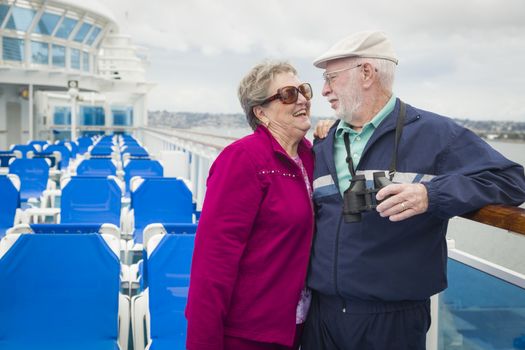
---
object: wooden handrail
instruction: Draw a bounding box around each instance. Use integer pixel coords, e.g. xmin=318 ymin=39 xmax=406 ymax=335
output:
xmin=461 ymin=204 xmax=525 ymax=236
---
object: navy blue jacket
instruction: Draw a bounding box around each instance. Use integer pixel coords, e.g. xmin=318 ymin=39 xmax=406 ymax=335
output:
xmin=308 ymin=99 xmax=525 ymax=301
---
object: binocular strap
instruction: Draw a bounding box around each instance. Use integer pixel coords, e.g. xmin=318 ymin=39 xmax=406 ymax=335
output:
xmin=343 ymin=100 xmax=407 ymax=183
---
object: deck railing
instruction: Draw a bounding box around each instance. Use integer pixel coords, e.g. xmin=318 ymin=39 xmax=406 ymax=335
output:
xmin=141 ymin=128 xmax=525 ymax=350
xmin=462 ymin=204 xmax=525 ymax=236
xmin=140 ymin=126 xmax=525 ymax=232
xmin=139 ymin=126 xmax=525 ymax=350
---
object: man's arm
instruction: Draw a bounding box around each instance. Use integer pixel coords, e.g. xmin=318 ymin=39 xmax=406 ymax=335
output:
xmin=377 ymin=127 xmax=525 ymax=221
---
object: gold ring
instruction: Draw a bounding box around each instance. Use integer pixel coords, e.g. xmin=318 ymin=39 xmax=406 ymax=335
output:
xmin=401 ymin=202 xmax=407 ymax=211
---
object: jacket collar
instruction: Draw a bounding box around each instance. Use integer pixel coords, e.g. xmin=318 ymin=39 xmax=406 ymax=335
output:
xmin=316 ymin=98 xmax=420 ymax=181
xmin=361 ymin=98 xmax=420 ymax=158
xmin=255 ymin=125 xmax=313 ymax=162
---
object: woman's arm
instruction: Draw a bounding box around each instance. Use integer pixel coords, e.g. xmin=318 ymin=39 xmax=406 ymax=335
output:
xmin=186 ymin=145 xmax=263 ymax=350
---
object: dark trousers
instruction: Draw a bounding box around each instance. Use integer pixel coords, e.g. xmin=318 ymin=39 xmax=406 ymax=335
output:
xmin=301 ymin=292 xmax=431 ymax=350
xmin=224 ymin=324 xmax=304 ymax=350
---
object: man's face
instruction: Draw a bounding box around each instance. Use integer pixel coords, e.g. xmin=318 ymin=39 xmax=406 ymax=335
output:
xmin=321 ymin=59 xmax=363 ymax=124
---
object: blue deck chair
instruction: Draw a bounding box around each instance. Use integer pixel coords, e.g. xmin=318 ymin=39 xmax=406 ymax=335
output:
xmin=8 ymin=158 xmax=50 ymax=202
xmin=122 ymin=146 xmax=149 ymax=157
xmin=131 ymin=230 xmax=195 ymax=350
xmin=0 ymin=175 xmax=20 ymax=238
xmin=28 ymin=150 xmax=60 ymax=169
xmin=64 ymin=141 xmax=78 ymax=159
xmin=123 ymin=160 xmax=163 ymax=197
xmin=76 ymin=158 xmax=118 ymax=177
xmin=28 ymin=140 xmax=49 ymax=152
xmin=76 ymin=136 xmax=93 ymax=155
xmin=0 ymin=150 xmax=17 ymax=167
xmin=44 ymin=144 xmax=71 ymax=170
xmin=129 ymin=177 xmax=193 ymax=245
xmin=60 ymin=176 xmax=122 ymax=226
xmin=89 ymin=146 xmax=114 ymax=158
xmin=0 ymin=231 xmax=123 ymax=350
xmin=11 ymin=144 xmax=37 ymax=158
xmin=29 ymin=223 xmax=117 ymax=234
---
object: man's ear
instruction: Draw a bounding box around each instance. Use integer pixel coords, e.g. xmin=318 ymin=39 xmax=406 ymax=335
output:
xmin=362 ymin=62 xmax=376 ymax=88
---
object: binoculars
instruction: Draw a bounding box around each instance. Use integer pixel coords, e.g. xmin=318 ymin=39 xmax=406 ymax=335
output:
xmin=343 ymin=172 xmax=393 ymax=223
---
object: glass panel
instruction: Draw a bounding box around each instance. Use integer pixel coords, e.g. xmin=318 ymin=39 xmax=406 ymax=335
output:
xmin=2 ymin=37 xmax=24 ymax=61
xmin=80 ymin=106 xmax=105 ymax=126
xmin=53 ymin=106 xmax=71 ymax=125
xmin=53 ymin=131 xmax=71 ymax=142
xmin=85 ymin=26 xmax=101 ymax=45
xmin=438 ymin=258 xmax=525 ymax=349
xmin=82 ymin=51 xmax=89 ymax=72
xmin=52 ymin=44 xmax=65 ymax=67
xmin=112 ymin=107 xmax=133 ymax=126
xmin=54 ymin=17 xmax=77 ymax=39
xmin=5 ymin=6 xmax=35 ymax=32
xmin=33 ymin=12 xmax=61 ymax=35
xmin=81 ymin=130 xmax=104 ymax=137
xmin=0 ymin=4 xmax=10 ymax=27
xmin=73 ymin=22 xmax=92 ymax=43
xmin=70 ymin=48 xmax=80 ymax=69
xmin=31 ymin=41 xmax=48 ymax=64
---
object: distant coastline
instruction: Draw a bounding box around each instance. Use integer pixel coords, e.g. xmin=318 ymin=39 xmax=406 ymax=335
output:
xmin=148 ymin=111 xmax=525 ymax=143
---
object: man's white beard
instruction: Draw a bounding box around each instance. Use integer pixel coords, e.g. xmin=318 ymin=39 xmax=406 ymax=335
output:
xmin=335 ymin=79 xmax=363 ymax=124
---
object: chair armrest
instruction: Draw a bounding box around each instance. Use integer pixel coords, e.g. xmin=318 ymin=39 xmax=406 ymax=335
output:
xmin=122 ymin=261 xmax=143 ymax=294
xmin=118 ymin=294 xmax=130 ymax=350
xmin=131 ymin=290 xmax=150 ymax=350
xmin=42 ymin=189 xmax=62 ymax=209
xmin=23 ymin=207 xmax=60 ymax=224
xmin=120 ymin=208 xmax=133 ymax=240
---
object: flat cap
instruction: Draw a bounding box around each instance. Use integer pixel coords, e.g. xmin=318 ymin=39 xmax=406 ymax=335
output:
xmin=313 ymin=30 xmax=398 ymax=68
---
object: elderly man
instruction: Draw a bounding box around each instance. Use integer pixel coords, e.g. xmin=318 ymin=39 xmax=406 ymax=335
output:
xmin=302 ymin=31 xmax=525 ymax=350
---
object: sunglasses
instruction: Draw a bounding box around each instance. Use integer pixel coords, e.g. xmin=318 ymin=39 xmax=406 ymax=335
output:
xmin=260 ymin=83 xmax=313 ymax=105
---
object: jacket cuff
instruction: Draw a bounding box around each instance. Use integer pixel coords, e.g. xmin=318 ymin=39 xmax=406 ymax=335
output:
xmin=422 ymin=181 xmax=440 ymax=216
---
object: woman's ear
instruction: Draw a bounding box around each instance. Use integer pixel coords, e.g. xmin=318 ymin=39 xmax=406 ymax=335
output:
xmin=253 ymin=106 xmax=270 ymax=127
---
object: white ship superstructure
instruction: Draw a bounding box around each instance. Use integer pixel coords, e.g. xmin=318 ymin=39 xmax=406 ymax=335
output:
xmin=0 ymin=0 xmax=152 ymax=146
xmin=1 ymin=1 xmax=525 ymax=350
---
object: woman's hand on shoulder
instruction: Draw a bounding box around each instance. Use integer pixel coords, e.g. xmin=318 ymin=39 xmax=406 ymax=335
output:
xmin=313 ymin=119 xmax=336 ymax=139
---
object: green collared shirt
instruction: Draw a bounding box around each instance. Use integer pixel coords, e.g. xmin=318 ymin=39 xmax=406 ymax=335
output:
xmin=334 ymin=95 xmax=396 ymax=196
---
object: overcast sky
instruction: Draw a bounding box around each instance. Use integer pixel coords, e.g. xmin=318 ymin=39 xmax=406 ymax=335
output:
xmin=105 ymin=0 xmax=525 ymax=121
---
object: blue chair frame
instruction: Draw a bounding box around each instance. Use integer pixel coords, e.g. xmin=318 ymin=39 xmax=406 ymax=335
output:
xmin=0 ymin=232 xmax=121 ymax=350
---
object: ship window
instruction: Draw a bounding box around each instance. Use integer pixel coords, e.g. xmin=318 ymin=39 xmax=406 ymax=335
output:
xmin=70 ymin=48 xmax=80 ymax=69
xmin=73 ymin=22 xmax=92 ymax=43
xmin=5 ymin=6 xmax=36 ymax=32
xmin=2 ymin=37 xmax=24 ymax=61
xmin=54 ymin=17 xmax=77 ymax=39
xmin=112 ymin=107 xmax=133 ymax=126
xmin=54 ymin=106 xmax=71 ymax=125
xmin=82 ymin=51 xmax=90 ymax=72
xmin=0 ymin=4 xmax=10 ymax=27
xmin=33 ymin=12 xmax=61 ymax=35
xmin=31 ymin=41 xmax=49 ymax=64
xmin=80 ymin=106 xmax=105 ymax=126
xmin=85 ymin=26 xmax=101 ymax=45
xmin=52 ymin=44 xmax=65 ymax=67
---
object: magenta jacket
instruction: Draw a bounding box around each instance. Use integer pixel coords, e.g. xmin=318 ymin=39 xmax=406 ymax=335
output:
xmin=186 ymin=126 xmax=314 ymax=349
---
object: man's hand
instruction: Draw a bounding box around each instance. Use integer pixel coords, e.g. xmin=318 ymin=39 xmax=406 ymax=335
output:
xmin=313 ymin=119 xmax=336 ymax=139
xmin=375 ymin=183 xmax=429 ymax=221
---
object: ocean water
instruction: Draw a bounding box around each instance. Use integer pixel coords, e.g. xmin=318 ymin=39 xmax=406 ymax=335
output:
xmin=193 ymin=126 xmax=525 ymax=274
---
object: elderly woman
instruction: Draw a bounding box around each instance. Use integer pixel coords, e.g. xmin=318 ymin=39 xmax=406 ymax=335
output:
xmin=186 ymin=61 xmax=314 ymax=350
